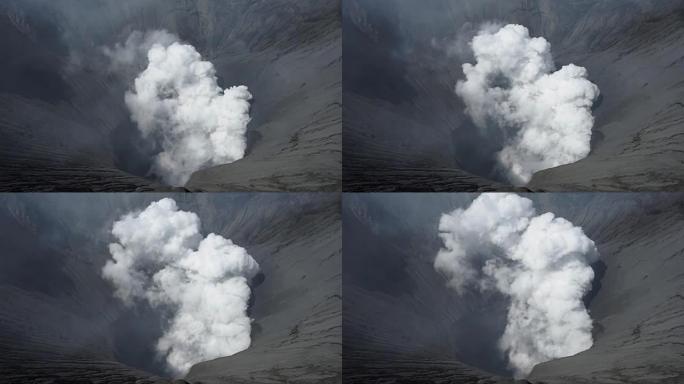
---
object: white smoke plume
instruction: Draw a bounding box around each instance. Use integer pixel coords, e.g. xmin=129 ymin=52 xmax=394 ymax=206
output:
xmin=456 ymin=24 xmax=600 ymax=185
xmin=102 ymin=198 xmax=260 ymax=375
xmin=103 ymin=30 xmax=179 ymax=70
xmin=434 ymin=193 xmax=598 ymax=378
xmin=106 ymin=30 xmax=252 ymax=186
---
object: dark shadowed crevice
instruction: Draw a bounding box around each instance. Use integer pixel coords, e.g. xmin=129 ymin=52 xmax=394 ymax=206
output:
xmin=109 ymin=119 xmax=160 ymax=181
xmin=583 ymin=260 xmax=607 ymax=308
xmin=111 ymin=306 xmax=169 ymax=377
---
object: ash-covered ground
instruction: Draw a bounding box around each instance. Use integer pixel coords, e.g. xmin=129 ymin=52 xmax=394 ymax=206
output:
xmin=343 ymin=193 xmax=684 ymax=383
xmin=0 ymin=193 xmax=341 ymax=383
xmin=0 ymin=0 xmax=341 ymax=192
xmin=343 ymin=0 xmax=684 ymax=192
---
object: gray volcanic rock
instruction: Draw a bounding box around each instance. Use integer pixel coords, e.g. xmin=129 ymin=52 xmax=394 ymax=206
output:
xmin=0 ymin=0 xmax=341 ymax=192
xmin=343 ymin=193 xmax=684 ymax=383
xmin=343 ymin=0 xmax=684 ymax=192
xmin=0 ymin=193 xmax=341 ymax=383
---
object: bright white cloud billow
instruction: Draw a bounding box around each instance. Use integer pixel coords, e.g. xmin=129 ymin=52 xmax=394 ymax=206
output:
xmin=102 ymin=198 xmax=259 ymax=375
xmin=456 ymin=24 xmax=600 ymax=185
xmin=107 ymin=30 xmax=252 ymax=186
xmin=435 ymin=193 xmax=598 ymax=377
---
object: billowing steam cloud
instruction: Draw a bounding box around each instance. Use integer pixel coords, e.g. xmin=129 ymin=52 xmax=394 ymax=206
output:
xmin=103 ymin=30 xmax=179 ymax=70
xmin=105 ymin=30 xmax=252 ymax=186
xmin=456 ymin=24 xmax=600 ymax=185
xmin=434 ymin=193 xmax=598 ymax=377
xmin=102 ymin=198 xmax=259 ymax=375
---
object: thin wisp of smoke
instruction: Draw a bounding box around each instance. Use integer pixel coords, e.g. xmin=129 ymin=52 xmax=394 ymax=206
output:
xmin=456 ymin=24 xmax=600 ymax=185
xmin=435 ymin=193 xmax=598 ymax=377
xmin=105 ymin=30 xmax=252 ymax=186
xmin=103 ymin=30 xmax=179 ymax=70
xmin=102 ymin=198 xmax=259 ymax=375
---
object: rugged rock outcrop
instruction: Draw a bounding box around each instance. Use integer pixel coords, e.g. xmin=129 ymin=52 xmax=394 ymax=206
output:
xmin=343 ymin=193 xmax=684 ymax=383
xmin=0 ymin=193 xmax=341 ymax=383
xmin=343 ymin=0 xmax=684 ymax=191
xmin=0 ymin=0 xmax=341 ymax=191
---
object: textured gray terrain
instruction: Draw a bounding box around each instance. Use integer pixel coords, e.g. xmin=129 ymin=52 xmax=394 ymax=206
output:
xmin=343 ymin=193 xmax=684 ymax=383
xmin=0 ymin=193 xmax=341 ymax=383
xmin=343 ymin=0 xmax=684 ymax=192
xmin=0 ymin=0 xmax=341 ymax=192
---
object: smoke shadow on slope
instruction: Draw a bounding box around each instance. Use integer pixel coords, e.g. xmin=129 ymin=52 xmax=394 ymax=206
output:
xmin=448 ymin=292 xmax=512 ymax=377
xmin=243 ymin=94 xmax=262 ymax=158
xmin=450 ymin=118 xmax=509 ymax=184
xmin=111 ymin=305 xmax=169 ymax=377
xmin=245 ymin=272 xmax=266 ymax=344
xmin=588 ymin=94 xmax=606 ymax=154
xmin=583 ymin=260 xmax=607 ymax=308
xmin=247 ymin=272 xmax=266 ymax=317
xmin=431 ymin=239 xmax=513 ymax=376
xmin=110 ymin=119 xmax=160 ymax=182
